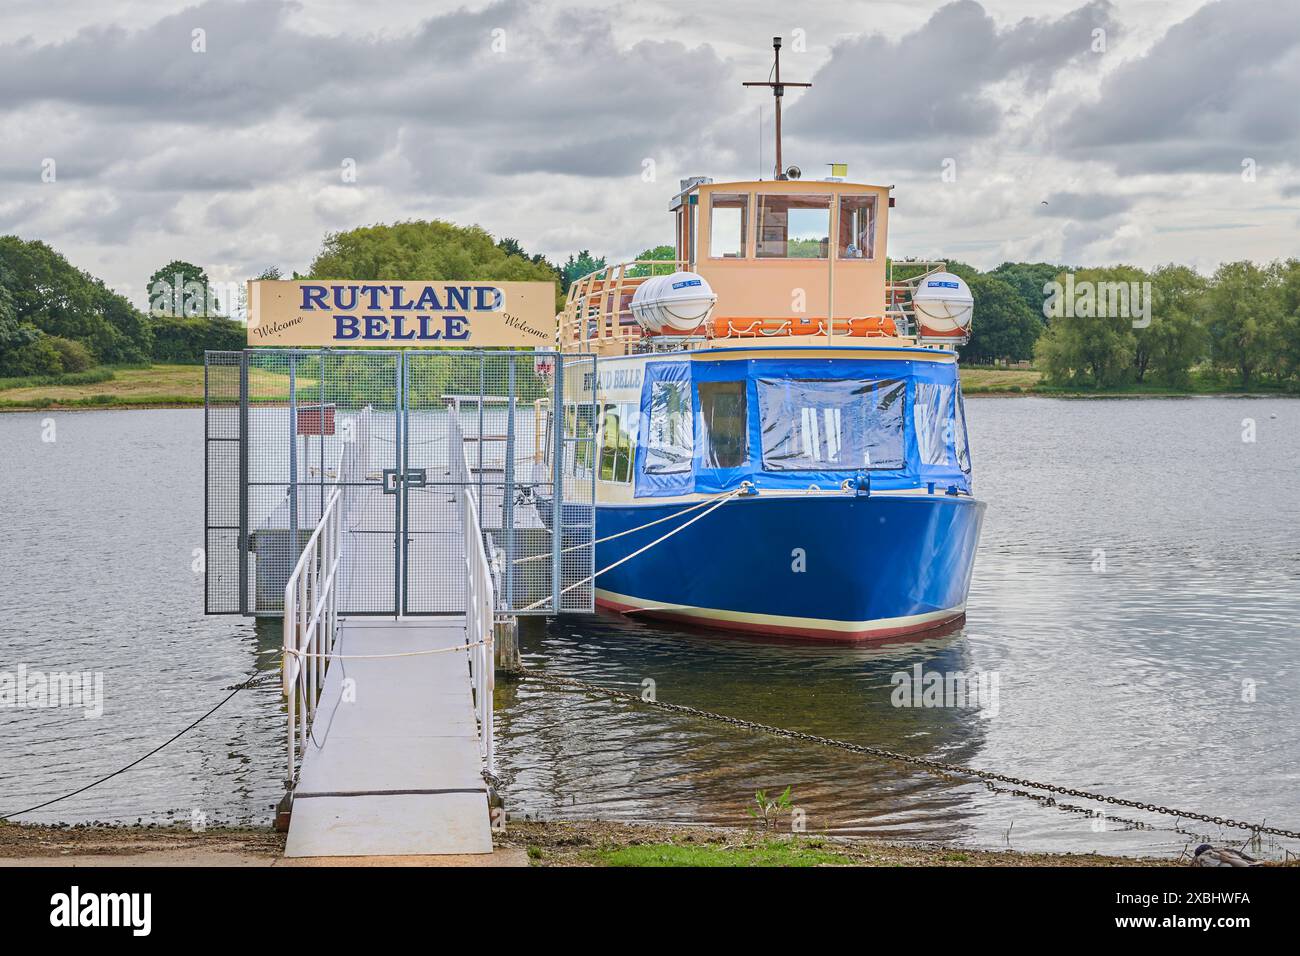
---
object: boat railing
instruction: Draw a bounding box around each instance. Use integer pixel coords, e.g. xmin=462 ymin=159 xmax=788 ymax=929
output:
xmin=447 ymin=402 xmax=496 ymax=773
xmin=561 ymin=257 xmax=936 ymax=353
xmin=886 ymin=260 xmax=948 ymax=338
xmin=560 ymin=259 xmax=687 ymax=352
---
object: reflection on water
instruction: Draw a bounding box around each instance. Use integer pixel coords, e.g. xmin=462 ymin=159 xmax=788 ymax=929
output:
xmin=1 ymin=400 xmax=1298 ymax=857
xmin=499 ymin=613 xmax=988 ymax=843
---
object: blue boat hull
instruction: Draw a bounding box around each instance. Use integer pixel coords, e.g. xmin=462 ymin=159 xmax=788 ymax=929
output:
xmin=588 ymin=493 xmax=985 ymax=642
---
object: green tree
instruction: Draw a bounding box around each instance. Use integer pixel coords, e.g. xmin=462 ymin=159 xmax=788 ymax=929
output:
xmin=496 ymin=236 xmax=555 ymax=270
xmin=989 ymin=261 xmax=1069 ymax=324
xmin=0 ymin=270 xmax=37 ymax=358
xmin=0 ymin=236 xmax=151 ymax=364
xmin=149 ymin=316 xmax=246 ymax=363
xmin=1140 ymin=264 xmax=1208 ymax=387
xmin=627 ymin=244 xmax=677 ymax=277
xmin=46 ymin=336 xmax=95 ymax=372
xmin=95 ymin=284 xmax=153 ymax=361
xmin=1267 ymin=258 xmax=1300 ymax=386
xmin=1204 ymin=261 xmax=1279 ymax=389
xmin=311 ymin=221 xmax=560 ymax=287
xmin=560 ymin=250 xmax=607 ymax=293
xmin=956 ymin=272 xmax=1040 ymax=364
xmin=0 ymin=335 xmax=63 ymax=377
xmin=1034 ymin=266 xmax=1142 ymax=388
xmin=147 ymin=259 xmax=220 ymax=317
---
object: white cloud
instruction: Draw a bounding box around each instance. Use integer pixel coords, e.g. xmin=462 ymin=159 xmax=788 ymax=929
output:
xmin=0 ymin=0 xmax=1291 ymax=304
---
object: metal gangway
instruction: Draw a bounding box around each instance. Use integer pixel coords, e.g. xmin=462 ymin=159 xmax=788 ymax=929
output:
xmin=202 ymin=348 xmax=597 ymax=857
xmin=279 ymin=409 xmax=498 ymax=857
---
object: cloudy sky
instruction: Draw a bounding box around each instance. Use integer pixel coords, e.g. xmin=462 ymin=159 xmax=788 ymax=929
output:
xmin=2 ymin=0 xmax=1297 ymax=308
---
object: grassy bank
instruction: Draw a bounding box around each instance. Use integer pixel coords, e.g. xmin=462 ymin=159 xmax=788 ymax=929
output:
xmin=961 ymin=365 xmax=1300 ymax=397
xmin=958 ymin=366 xmax=1043 ymax=394
xmin=0 ymin=362 xmax=1053 ymax=409
xmin=0 ymin=363 xmax=317 ymax=411
xmin=0 ymin=364 xmax=207 ymax=410
xmin=1 ymin=363 xmax=1292 ymax=411
xmin=0 ymin=819 xmax=1179 ymax=867
xmin=500 ymin=821 xmax=1175 ymax=867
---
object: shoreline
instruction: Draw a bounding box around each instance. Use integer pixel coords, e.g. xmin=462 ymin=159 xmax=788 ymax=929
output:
xmin=3 ymin=391 xmax=1297 ymax=413
xmin=0 ymin=819 xmax=1182 ymax=867
xmin=2 ymin=363 xmax=1297 ymax=412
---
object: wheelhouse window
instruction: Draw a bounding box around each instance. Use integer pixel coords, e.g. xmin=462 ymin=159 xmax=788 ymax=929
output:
xmin=757 ymin=378 xmax=904 ymax=471
xmin=598 ymin=403 xmax=638 ymax=483
xmin=697 ymin=381 xmax=747 ymax=469
xmin=645 ymin=381 xmax=693 ymax=474
xmin=709 ymin=193 xmax=748 ymax=258
xmin=757 ymin=194 xmax=830 ymax=259
xmin=838 ymin=194 xmax=877 ymax=259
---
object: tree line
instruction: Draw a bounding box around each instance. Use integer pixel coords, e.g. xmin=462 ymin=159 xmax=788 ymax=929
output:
xmin=6 ymin=219 xmax=1298 ymax=393
xmin=0 ymin=222 xmax=595 ymax=379
xmin=943 ymin=258 xmax=1300 ymax=391
xmin=0 ymin=238 xmax=249 ymax=377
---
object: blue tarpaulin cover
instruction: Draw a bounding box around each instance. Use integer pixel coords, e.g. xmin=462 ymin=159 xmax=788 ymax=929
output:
xmin=632 ymin=355 xmax=972 ymax=497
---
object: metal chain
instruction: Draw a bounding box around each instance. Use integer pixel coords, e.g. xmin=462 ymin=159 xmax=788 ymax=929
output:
xmin=520 ymin=668 xmax=1300 ymax=840
xmin=223 ymin=671 xmax=280 ymax=690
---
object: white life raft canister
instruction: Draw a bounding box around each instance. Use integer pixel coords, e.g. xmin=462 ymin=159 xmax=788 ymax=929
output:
xmin=911 ymin=272 xmax=974 ymax=335
xmin=630 ymin=271 xmax=718 ymax=333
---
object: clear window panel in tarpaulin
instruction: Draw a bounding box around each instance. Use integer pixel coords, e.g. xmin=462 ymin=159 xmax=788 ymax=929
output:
xmin=697 ymin=380 xmax=748 ymax=469
xmin=913 ymin=377 xmax=971 ymax=491
xmin=955 ymin=384 xmax=971 ymax=475
xmin=757 ymin=378 xmax=904 ymax=471
xmin=915 ymin=382 xmax=953 ymax=467
xmin=635 ymin=361 xmax=695 ymax=497
xmin=645 ymin=379 xmax=693 ymax=474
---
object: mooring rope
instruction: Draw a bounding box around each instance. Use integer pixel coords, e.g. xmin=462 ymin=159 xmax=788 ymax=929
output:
xmin=518 ymin=667 xmax=1300 ymax=841
xmin=0 ymin=670 xmax=274 ymax=821
xmin=284 ymin=640 xmax=487 ymax=661
xmin=511 ymin=486 xmax=746 ymax=566
xmin=514 ymin=483 xmax=751 ymax=613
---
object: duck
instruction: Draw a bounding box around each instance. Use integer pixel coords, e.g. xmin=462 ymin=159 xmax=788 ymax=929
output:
xmin=1191 ymin=844 xmax=1260 ymax=867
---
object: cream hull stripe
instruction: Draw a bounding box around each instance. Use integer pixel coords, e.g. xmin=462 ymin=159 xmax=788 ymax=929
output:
xmin=596 ymin=587 xmax=964 ymax=634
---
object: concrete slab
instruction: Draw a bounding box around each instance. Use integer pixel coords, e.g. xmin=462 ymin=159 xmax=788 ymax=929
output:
xmin=286 ymin=792 xmax=492 ymax=857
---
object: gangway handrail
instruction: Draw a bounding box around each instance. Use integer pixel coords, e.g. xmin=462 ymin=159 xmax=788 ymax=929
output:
xmin=280 ymin=405 xmax=368 ymax=786
xmin=281 ymin=404 xmax=494 ymax=788
xmin=282 ymin=485 xmax=343 ymax=786
xmin=448 ymin=402 xmax=495 ymax=773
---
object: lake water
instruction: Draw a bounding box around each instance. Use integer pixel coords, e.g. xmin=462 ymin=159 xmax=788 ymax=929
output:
xmin=1 ymin=399 xmax=1297 ymax=858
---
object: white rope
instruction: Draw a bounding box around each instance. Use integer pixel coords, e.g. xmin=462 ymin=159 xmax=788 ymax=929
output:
xmin=285 ymin=640 xmax=487 ymax=661
xmin=517 ymin=483 xmax=750 ymax=613
xmin=511 ymin=488 xmax=742 ymax=565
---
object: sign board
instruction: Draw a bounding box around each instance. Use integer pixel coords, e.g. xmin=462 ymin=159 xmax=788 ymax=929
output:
xmin=247 ymin=280 xmax=556 ymax=348
xmin=296 ymin=404 xmax=335 ymax=436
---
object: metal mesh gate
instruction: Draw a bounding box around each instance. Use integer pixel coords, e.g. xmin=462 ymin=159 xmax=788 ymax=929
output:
xmin=204 ymin=349 xmax=596 ymax=617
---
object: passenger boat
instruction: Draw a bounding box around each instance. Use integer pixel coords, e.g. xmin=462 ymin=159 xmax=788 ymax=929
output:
xmin=541 ymin=40 xmax=984 ymax=642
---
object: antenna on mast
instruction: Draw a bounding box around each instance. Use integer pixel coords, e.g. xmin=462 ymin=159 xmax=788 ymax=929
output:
xmin=743 ymin=36 xmax=811 ymax=181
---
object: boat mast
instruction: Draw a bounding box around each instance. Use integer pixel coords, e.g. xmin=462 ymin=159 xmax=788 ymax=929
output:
xmin=743 ymin=36 xmax=811 ymax=180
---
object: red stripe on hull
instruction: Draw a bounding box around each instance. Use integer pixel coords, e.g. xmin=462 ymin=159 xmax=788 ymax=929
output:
xmin=595 ymin=595 xmax=965 ymax=644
